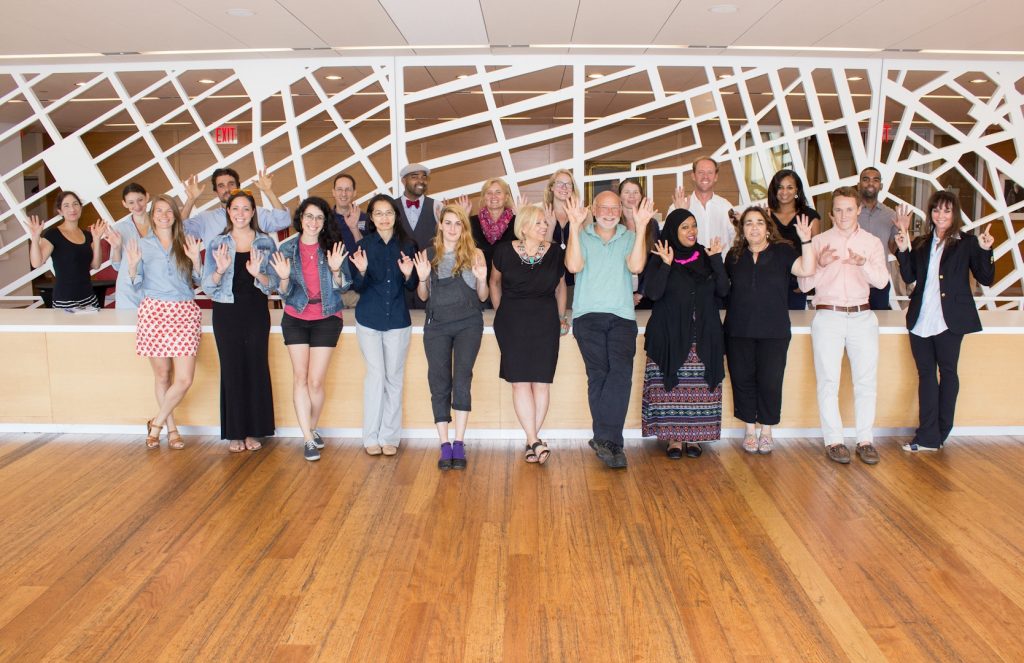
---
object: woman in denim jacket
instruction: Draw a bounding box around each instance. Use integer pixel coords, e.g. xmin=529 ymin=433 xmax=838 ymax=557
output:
xmin=268 ymin=197 xmax=350 ymax=462
xmin=201 ymin=189 xmax=278 ymax=453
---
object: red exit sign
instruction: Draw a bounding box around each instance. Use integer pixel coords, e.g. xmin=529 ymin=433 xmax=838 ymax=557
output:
xmin=215 ymin=125 xmax=238 ymax=144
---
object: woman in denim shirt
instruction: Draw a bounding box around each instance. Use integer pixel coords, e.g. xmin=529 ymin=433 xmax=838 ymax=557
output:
xmin=201 ymin=189 xmax=279 ymax=453
xmin=268 ymin=197 xmax=350 ymax=462
xmin=123 ymin=195 xmax=203 ymax=450
xmin=348 ymin=194 xmax=418 ymax=457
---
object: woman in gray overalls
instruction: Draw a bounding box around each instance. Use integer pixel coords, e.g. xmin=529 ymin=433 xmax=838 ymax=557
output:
xmin=413 ymin=204 xmax=490 ymax=470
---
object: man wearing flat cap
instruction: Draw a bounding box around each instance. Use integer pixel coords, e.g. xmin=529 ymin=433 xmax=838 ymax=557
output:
xmin=397 ymin=163 xmax=437 ymax=252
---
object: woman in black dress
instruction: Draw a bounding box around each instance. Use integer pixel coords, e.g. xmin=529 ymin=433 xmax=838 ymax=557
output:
xmin=490 ymin=204 xmax=568 ymax=464
xmin=724 ymin=206 xmax=816 ymax=455
xmin=201 ymin=190 xmax=276 ymax=452
xmin=767 ymin=169 xmax=821 ymax=310
xmin=27 ymin=191 xmax=106 ymax=310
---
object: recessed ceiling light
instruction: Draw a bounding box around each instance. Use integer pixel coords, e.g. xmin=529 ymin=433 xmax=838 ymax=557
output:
xmin=457 ymin=74 xmax=469 ymax=79
xmin=75 ymin=82 xmax=87 ymax=86
xmin=709 ymin=4 xmax=737 ymax=13
xmin=326 ymin=75 xmax=342 ymax=80
xmin=226 ymin=8 xmax=255 ymax=17
xmin=718 ymin=74 xmax=732 ymax=79
xmin=970 ymin=78 xmax=987 ymax=83
xmin=588 ymin=73 xmax=604 ymax=79
xmin=847 ymin=76 xmax=862 ymax=81
xmin=198 ymin=79 xmax=215 ymax=84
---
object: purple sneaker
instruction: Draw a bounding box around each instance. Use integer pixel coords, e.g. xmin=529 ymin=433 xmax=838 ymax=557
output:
xmin=438 ymin=442 xmax=453 ymax=470
xmin=451 ymin=441 xmax=467 ymax=470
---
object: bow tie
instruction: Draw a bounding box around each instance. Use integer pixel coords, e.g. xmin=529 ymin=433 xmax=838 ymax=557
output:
xmin=405 ymin=198 xmax=420 ymax=209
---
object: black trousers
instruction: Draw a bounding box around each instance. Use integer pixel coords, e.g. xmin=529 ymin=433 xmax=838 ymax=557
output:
xmin=726 ymin=337 xmax=790 ymax=425
xmin=909 ymin=330 xmax=964 ymax=446
xmin=869 ymin=282 xmax=891 ymax=310
xmin=573 ymin=313 xmax=638 ymax=449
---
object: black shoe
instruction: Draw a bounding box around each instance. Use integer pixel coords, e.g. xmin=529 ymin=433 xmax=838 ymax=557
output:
xmin=685 ymin=443 xmax=703 ymax=458
xmin=304 ymin=439 xmax=320 ymax=462
xmin=451 ymin=441 xmax=467 ymax=470
xmin=608 ymin=447 xmax=628 ymax=469
xmin=311 ymin=430 xmax=325 ymax=450
xmin=588 ymin=438 xmax=616 ymax=465
xmin=666 ymin=442 xmax=683 ymax=459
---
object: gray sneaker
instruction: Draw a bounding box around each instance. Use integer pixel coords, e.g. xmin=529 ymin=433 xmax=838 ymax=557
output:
xmin=304 ymin=439 xmax=321 ymax=462
xmin=312 ymin=430 xmax=325 ymax=450
xmin=588 ymin=438 xmax=615 ymax=465
xmin=608 ymin=447 xmax=628 ymax=469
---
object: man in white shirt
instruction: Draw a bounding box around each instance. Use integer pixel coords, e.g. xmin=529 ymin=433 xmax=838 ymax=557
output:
xmin=672 ymin=157 xmax=737 ymax=249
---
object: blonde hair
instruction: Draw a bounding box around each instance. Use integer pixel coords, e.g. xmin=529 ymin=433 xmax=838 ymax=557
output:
xmin=514 ymin=204 xmax=546 ymax=240
xmin=431 ymin=205 xmax=478 ymax=275
xmin=478 ymin=177 xmax=513 ymax=211
xmin=543 ymin=169 xmax=579 ymax=207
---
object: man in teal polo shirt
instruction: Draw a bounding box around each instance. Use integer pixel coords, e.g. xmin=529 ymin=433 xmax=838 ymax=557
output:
xmin=565 ymin=190 xmax=654 ymax=469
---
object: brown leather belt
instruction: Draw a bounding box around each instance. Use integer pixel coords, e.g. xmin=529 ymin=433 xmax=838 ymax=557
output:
xmin=815 ymin=303 xmax=870 ymax=312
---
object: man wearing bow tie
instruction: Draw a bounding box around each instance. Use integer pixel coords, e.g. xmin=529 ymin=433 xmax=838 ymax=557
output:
xmin=397 ymin=163 xmax=438 ymax=252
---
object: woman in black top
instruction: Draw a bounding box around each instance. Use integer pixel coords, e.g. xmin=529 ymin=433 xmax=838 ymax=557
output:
xmin=767 ymin=169 xmax=821 ymax=310
xmin=469 ymin=177 xmax=517 ymax=296
xmin=894 ymin=191 xmax=995 ymax=452
xmin=27 ymin=191 xmax=106 ymax=310
xmin=724 ymin=207 xmax=816 ymax=454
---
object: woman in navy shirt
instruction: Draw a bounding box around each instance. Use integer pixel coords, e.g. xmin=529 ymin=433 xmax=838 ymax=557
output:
xmin=349 ymin=194 xmax=418 ymax=456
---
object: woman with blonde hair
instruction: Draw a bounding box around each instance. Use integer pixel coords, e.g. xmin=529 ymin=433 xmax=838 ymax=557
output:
xmin=470 ymin=177 xmax=518 ymax=286
xmin=489 ymin=204 xmax=568 ymax=464
xmin=414 ymin=204 xmax=489 ymax=469
xmin=123 ymin=194 xmax=203 ymax=449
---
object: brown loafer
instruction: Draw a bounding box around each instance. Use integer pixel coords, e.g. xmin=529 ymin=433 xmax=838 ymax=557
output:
xmin=855 ymin=443 xmax=879 ymax=465
xmin=826 ymin=443 xmax=851 ymax=464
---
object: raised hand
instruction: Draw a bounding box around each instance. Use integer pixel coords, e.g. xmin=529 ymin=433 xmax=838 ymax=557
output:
xmin=344 ymin=205 xmax=361 ymax=229
xmin=818 ymin=243 xmax=839 ymax=267
xmin=633 ymin=197 xmax=656 ymax=230
xmin=895 ymin=203 xmax=914 ymax=233
xmin=26 ymin=214 xmax=45 ymax=241
xmin=255 ymin=168 xmax=273 ymax=193
xmin=456 ymin=194 xmax=472 ymax=215
xmin=103 ymin=226 xmax=122 ymax=250
xmin=843 ymin=249 xmax=866 ymax=266
xmin=184 ymin=235 xmax=203 ymax=264
xmin=894 ymin=225 xmax=912 ymax=252
xmin=213 ymin=243 xmax=232 ymax=274
xmin=269 ymin=252 xmax=291 ymax=280
xmin=349 ymin=247 xmax=368 ymax=273
xmin=513 ymin=195 xmax=529 ymax=214
xmin=794 ymin=214 xmax=813 ymax=243
xmin=245 ymin=247 xmax=265 ymax=277
xmin=672 ymin=185 xmax=690 ymax=211
xmin=707 ymin=236 xmax=724 ymax=256
xmin=125 ymin=239 xmax=142 ymax=271
xmin=542 ymin=202 xmax=556 ymax=225
xmin=652 ymin=239 xmax=674 ymax=265
xmin=471 ymin=252 xmax=487 ymax=281
xmin=88 ymin=219 xmax=108 ymax=242
xmin=412 ymin=249 xmax=431 ymax=281
xmin=397 ymin=251 xmax=414 ymax=278
xmin=566 ymin=194 xmax=588 ymax=230
xmin=978 ymin=223 xmax=995 ymax=250
xmin=327 ymin=242 xmax=348 ymax=273
xmin=184 ymin=174 xmax=205 ymax=201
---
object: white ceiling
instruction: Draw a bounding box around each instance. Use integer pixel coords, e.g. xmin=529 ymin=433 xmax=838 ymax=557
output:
xmin=1 ymin=0 xmax=1024 ymax=61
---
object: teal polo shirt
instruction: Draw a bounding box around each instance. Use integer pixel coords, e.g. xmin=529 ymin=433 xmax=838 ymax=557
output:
xmin=571 ymin=223 xmax=637 ymax=321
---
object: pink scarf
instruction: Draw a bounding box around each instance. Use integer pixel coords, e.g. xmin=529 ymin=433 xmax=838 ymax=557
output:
xmin=478 ymin=207 xmax=513 ymax=245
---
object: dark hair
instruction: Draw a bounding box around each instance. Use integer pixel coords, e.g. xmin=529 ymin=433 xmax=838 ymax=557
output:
xmin=859 ymin=166 xmax=881 ymax=179
xmin=151 ymin=194 xmax=193 ymax=281
xmin=221 ymin=190 xmax=260 ymax=235
xmin=617 ymin=178 xmax=644 ymax=197
xmin=919 ymin=189 xmax=964 ymax=251
xmin=210 ymin=167 xmax=240 ymax=189
xmin=767 ymin=169 xmax=808 ymax=211
xmin=293 ymin=196 xmax=342 ymax=255
xmin=364 ymin=194 xmax=410 ymax=245
xmin=332 ymin=173 xmax=356 ymax=189
xmin=727 ymin=206 xmax=790 ymax=263
xmin=54 ymin=191 xmax=83 ymax=218
xmin=121 ymin=183 xmax=147 ymax=200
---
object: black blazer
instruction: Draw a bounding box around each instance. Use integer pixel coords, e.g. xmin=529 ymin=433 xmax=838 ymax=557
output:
xmin=397 ymin=196 xmax=437 ymax=252
xmin=896 ymin=232 xmax=994 ymax=335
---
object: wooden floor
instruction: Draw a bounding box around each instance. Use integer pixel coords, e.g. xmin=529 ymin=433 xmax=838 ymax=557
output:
xmin=1 ymin=434 xmax=1024 ymax=662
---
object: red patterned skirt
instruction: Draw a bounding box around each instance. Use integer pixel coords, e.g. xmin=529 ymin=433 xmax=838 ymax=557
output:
xmin=136 ymin=297 xmax=202 ymax=357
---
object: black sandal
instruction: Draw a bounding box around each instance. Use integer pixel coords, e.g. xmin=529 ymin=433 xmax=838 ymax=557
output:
xmin=685 ymin=443 xmax=703 ymax=458
xmin=666 ymin=441 xmax=683 ymax=459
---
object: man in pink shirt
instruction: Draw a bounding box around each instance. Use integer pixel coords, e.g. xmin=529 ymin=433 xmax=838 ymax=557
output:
xmin=798 ymin=186 xmax=891 ymax=465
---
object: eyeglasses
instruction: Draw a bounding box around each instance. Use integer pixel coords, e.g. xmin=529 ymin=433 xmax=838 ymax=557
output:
xmin=552 ymin=181 xmax=573 ymax=190
xmin=372 ymin=210 xmax=396 ymax=218
xmin=230 ymin=188 xmax=253 ymax=196
xmin=302 ymin=213 xmax=326 ymax=222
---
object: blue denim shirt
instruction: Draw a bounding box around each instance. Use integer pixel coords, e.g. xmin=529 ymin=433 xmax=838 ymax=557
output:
xmin=350 ymin=233 xmax=418 ymax=331
xmin=110 ymin=213 xmax=146 ymax=310
xmin=268 ymin=234 xmax=351 ymax=317
xmin=201 ymin=232 xmax=277 ymax=303
xmin=129 ymin=234 xmax=200 ymax=302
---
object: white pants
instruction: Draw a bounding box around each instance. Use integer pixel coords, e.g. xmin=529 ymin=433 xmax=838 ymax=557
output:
xmin=356 ymin=323 xmax=411 ymax=447
xmin=810 ymin=310 xmax=879 ymax=445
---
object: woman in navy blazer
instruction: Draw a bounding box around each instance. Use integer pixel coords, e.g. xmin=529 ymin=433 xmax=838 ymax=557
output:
xmin=894 ymin=190 xmax=995 ymax=451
